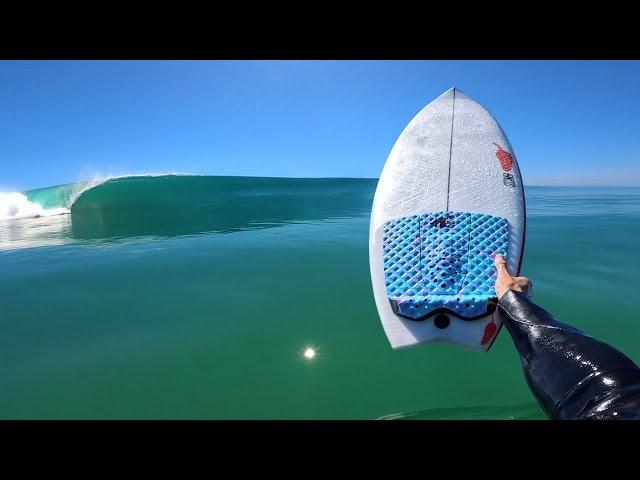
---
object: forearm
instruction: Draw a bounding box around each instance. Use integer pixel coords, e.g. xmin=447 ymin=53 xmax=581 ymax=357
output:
xmin=498 ymin=290 xmax=640 ymax=419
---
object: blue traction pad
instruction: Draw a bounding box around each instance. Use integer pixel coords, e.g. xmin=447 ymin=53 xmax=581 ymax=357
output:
xmin=383 ymin=211 xmax=508 ymax=320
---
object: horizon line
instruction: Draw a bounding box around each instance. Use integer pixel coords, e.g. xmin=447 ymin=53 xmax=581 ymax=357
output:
xmin=9 ymin=174 xmax=640 ymax=192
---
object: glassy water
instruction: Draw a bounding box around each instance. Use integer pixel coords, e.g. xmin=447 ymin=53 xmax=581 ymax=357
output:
xmin=1 ymin=176 xmax=638 ymax=419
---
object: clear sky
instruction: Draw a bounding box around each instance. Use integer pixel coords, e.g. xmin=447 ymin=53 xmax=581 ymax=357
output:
xmin=1 ymin=60 xmax=639 ymax=190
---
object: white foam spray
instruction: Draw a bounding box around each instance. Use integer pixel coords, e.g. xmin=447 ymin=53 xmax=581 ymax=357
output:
xmin=0 ymin=192 xmax=70 ymax=220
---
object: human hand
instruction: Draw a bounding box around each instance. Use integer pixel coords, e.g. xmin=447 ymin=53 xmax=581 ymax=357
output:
xmin=494 ymin=254 xmax=532 ymax=300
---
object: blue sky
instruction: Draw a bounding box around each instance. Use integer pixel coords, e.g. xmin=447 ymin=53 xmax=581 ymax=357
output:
xmin=1 ymin=60 xmax=639 ymax=190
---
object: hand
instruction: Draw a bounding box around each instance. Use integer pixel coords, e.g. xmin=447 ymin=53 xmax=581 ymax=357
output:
xmin=494 ymin=254 xmax=532 ymax=300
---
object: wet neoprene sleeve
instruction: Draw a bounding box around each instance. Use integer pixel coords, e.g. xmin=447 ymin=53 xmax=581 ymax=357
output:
xmin=498 ymin=290 xmax=640 ymax=419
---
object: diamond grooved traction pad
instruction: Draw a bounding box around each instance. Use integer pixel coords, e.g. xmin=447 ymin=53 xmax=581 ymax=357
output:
xmin=382 ymin=211 xmax=508 ymax=320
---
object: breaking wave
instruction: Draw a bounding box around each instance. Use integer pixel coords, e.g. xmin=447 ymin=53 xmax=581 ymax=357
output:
xmin=3 ymin=175 xmax=376 ymax=240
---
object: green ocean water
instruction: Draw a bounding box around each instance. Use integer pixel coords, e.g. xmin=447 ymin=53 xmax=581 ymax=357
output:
xmin=1 ymin=175 xmax=639 ymax=419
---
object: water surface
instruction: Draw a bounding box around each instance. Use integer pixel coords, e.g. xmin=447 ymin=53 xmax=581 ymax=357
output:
xmin=1 ymin=177 xmax=638 ymax=419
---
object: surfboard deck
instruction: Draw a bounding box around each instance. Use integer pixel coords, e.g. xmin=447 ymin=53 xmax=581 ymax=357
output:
xmin=369 ymin=87 xmax=526 ymax=352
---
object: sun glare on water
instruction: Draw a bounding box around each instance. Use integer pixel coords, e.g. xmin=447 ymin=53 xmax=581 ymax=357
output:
xmin=303 ymin=347 xmax=316 ymax=360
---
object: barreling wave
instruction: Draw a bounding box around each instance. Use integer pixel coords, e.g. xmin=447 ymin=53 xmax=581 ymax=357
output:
xmin=1 ymin=180 xmax=99 ymax=220
xmin=1 ymin=174 xmax=185 ymax=220
xmin=2 ymin=177 xmax=108 ymax=220
xmin=9 ymin=174 xmax=376 ymax=240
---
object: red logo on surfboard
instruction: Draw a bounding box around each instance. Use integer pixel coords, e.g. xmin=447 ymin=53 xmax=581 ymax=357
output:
xmin=481 ymin=314 xmax=497 ymax=346
xmin=493 ymin=142 xmax=515 ymax=187
xmin=492 ymin=142 xmax=512 ymax=172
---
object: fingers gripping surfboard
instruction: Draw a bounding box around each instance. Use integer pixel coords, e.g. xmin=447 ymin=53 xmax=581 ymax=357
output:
xmin=369 ymin=88 xmax=526 ymax=351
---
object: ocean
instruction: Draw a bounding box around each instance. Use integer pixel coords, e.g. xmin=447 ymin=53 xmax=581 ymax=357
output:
xmin=1 ymin=175 xmax=639 ymax=419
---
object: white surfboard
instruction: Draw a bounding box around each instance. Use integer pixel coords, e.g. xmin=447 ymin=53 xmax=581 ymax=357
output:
xmin=369 ymin=87 xmax=526 ymax=352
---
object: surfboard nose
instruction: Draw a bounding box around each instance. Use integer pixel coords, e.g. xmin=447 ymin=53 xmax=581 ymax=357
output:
xmin=440 ymin=86 xmax=456 ymax=97
xmin=438 ymin=86 xmax=466 ymax=100
xmin=447 ymin=86 xmax=467 ymax=95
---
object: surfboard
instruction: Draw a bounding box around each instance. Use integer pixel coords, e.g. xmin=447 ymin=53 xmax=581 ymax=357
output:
xmin=369 ymin=87 xmax=526 ymax=352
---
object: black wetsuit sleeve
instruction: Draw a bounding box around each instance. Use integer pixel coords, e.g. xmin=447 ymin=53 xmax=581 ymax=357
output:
xmin=498 ymin=290 xmax=640 ymax=419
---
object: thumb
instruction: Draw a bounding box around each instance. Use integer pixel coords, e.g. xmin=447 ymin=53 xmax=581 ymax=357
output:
xmin=495 ymin=253 xmax=512 ymax=279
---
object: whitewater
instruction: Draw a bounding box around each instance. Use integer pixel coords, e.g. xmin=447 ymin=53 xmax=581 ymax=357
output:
xmin=0 ymin=192 xmax=70 ymax=220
